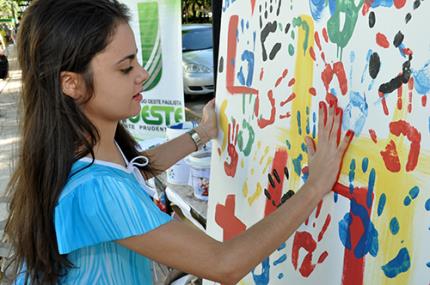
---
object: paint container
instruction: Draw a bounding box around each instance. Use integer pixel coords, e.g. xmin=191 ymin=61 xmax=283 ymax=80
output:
xmin=186 ymin=151 xmax=211 ymax=201
xmin=166 ymin=121 xmax=197 ymax=185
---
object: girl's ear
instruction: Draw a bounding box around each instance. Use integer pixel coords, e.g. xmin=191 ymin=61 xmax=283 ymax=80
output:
xmin=60 ymin=71 xmax=86 ymax=101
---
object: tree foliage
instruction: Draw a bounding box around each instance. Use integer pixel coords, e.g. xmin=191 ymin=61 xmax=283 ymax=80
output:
xmin=0 ymin=0 xmax=18 ymax=18
xmin=182 ymin=0 xmax=212 ymax=23
xmin=0 ymin=0 xmax=27 ymax=20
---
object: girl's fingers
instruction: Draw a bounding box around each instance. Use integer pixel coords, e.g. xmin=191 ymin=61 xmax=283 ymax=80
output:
xmin=305 ymin=136 xmax=316 ymax=158
xmin=338 ymin=129 xmax=354 ymax=156
xmin=331 ymin=107 xmax=343 ymax=145
xmin=204 ymin=98 xmax=215 ymax=110
xmin=337 ymin=108 xmax=343 ymax=145
xmin=318 ymin=101 xmax=328 ymax=141
xmin=208 ymin=98 xmax=215 ymax=107
xmin=321 ymin=101 xmax=328 ymax=126
xmin=326 ymin=103 xmax=336 ymax=130
xmin=327 ymin=102 xmax=335 ymax=135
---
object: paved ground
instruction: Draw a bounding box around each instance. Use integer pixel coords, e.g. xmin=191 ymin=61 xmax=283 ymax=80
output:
xmin=0 ymin=45 xmax=20 ymax=284
xmin=0 ymin=45 xmax=20 ymax=234
xmin=0 ymin=45 xmax=20 ymax=196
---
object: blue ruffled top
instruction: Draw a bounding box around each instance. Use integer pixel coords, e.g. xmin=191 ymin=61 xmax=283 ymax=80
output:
xmin=16 ymin=154 xmax=172 ymax=284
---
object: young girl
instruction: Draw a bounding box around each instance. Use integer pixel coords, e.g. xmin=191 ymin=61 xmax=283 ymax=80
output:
xmin=5 ymin=0 xmax=354 ymax=284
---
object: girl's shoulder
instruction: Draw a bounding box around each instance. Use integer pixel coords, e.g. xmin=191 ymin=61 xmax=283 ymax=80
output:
xmin=59 ymin=158 xmax=137 ymax=202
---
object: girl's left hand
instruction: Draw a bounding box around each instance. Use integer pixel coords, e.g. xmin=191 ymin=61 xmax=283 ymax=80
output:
xmin=197 ymin=98 xmax=218 ymax=142
xmin=305 ymin=101 xmax=354 ymax=196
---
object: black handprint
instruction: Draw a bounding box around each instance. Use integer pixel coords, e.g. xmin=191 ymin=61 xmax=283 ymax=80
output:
xmin=259 ymin=0 xmax=283 ymax=61
xmin=264 ymin=166 xmax=295 ymax=207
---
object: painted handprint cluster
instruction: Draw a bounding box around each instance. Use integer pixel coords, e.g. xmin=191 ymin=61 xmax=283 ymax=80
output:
xmin=208 ymin=0 xmax=430 ymax=284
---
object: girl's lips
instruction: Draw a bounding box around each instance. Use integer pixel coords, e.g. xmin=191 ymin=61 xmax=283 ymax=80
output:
xmin=133 ymin=93 xmax=142 ymax=102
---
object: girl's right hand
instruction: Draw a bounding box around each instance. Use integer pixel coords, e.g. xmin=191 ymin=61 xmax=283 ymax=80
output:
xmin=305 ymin=101 xmax=354 ymax=196
xmin=198 ymin=98 xmax=218 ymax=141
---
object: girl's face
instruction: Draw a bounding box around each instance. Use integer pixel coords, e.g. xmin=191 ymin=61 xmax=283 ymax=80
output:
xmin=81 ymin=22 xmax=148 ymax=124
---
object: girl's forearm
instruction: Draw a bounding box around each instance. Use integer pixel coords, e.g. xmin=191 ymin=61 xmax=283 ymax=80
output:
xmin=143 ymin=125 xmax=210 ymax=172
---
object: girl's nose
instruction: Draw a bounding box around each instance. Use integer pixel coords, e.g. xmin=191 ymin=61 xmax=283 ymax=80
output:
xmin=136 ymin=65 xmax=149 ymax=87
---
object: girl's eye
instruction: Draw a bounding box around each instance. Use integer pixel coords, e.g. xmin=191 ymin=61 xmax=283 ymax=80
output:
xmin=121 ymin=66 xmax=133 ymax=74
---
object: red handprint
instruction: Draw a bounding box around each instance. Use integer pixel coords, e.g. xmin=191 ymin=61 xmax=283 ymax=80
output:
xmin=254 ymin=89 xmax=276 ymax=129
xmin=224 ymin=120 xmax=240 ymax=177
xmin=311 ymin=30 xmax=348 ymax=105
xmin=379 ymin=76 xmax=415 ymax=116
xmin=291 ymin=201 xmax=331 ymax=277
xmin=380 ymin=119 xmax=421 ymax=172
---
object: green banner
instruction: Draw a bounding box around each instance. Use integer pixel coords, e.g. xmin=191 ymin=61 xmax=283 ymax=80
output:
xmin=121 ymin=0 xmax=185 ymax=141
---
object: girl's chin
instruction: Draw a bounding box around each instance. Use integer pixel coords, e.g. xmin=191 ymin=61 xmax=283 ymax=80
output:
xmin=128 ymin=105 xmax=142 ymax=119
xmin=117 ymin=108 xmax=142 ymax=123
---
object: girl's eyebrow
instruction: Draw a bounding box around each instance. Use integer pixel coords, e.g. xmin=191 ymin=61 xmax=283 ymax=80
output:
xmin=116 ymin=49 xmax=138 ymax=64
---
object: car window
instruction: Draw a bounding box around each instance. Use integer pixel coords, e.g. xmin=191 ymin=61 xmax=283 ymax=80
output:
xmin=182 ymin=28 xmax=213 ymax=52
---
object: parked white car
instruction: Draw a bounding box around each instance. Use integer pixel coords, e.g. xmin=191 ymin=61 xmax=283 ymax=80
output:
xmin=182 ymin=24 xmax=214 ymax=95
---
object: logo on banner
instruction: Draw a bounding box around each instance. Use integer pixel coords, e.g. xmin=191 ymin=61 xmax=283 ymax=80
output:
xmin=138 ymin=0 xmax=162 ymax=91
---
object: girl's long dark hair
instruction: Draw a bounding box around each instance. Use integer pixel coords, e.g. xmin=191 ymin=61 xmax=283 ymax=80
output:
xmin=4 ymin=0 xmax=149 ymax=283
